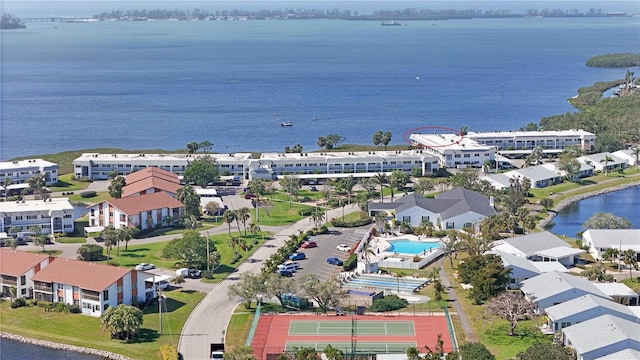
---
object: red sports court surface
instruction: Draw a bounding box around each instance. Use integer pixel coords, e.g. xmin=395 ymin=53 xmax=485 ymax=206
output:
xmin=251 ymin=314 xmax=452 ymax=360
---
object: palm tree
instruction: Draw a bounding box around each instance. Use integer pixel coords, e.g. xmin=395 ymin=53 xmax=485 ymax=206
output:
xmin=374 ymin=213 xmax=387 ymax=234
xmin=101 ymin=226 xmax=118 ymax=260
xmin=182 ymin=215 xmax=201 ymax=230
xmin=176 ymin=184 xmax=201 ymax=218
xmin=602 ymin=248 xmax=619 ymax=266
xmin=228 ymin=236 xmax=240 ymax=254
xmin=622 ymin=249 xmax=638 ymax=278
xmin=5 ymin=238 xmax=18 ymax=250
xmin=223 ymin=210 xmax=237 ymax=235
xmin=600 ymin=155 xmax=614 ymax=176
xmin=237 ymin=207 xmax=251 ymax=236
xmin=374 ymin=173 xmax=387 ymax=203
xmin=309 ymin=206 xmax=326 ymax=229
xmin=429 ymin=267 xmax=441 ymax=282
xmin=632 ymin=147 xmax=640 ymax=170
xmin=249 ymin=223 xmax=261 ymax=244
xmin=3 ymin=177 xmax=12 ymax=202
xmin=27 ymin=174 xmax=46 ymax=200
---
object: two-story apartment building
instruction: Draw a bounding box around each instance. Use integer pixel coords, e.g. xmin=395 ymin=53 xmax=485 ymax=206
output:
xmin=0 ymin=159 xmax=59 ymax=185
xmin=87 ymin=192 xmax=183 ymax=230
xmin=0 ymin=249 xmax=55 ymax=298
xmin=121 ymin=167 xmax=181 ymax=198
xmin=31 ymin=258 xmax=148 ymax=316
xmin=0 ymin=198 xmax=75 ymax=236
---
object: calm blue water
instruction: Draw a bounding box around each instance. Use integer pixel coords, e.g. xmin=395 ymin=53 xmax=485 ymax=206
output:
xmin=0 ymin=338 xmax=107 ymax=360
xmin=2 ymin=14 xmax=639 ymax=160
xmin=388 ymin=239 xmax=441 ymax=255
xmin=548 ymin=186 xmax=640 ymax=238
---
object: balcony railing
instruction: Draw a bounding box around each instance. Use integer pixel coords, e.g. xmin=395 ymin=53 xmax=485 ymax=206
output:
xmin=34 ymin=284 xmax=53 ymax=292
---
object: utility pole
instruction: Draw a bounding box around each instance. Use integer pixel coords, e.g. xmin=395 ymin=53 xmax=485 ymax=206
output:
xmin=206 ymin=231 xmax=210 ymax=272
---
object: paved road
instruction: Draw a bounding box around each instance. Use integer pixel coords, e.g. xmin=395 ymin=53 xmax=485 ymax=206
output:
xmin=178 ymin=203 xmax=360 ymax=360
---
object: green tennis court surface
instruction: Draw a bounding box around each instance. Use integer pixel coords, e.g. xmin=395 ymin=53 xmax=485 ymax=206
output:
xmin=285 ymin=341 xmax=417 ymax=353
xmin=289 ymin=320 xmax=415 ymax=336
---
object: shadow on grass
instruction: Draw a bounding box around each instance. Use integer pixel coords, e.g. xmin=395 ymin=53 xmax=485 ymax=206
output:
xmin=124 ymin=328 xmax=159 ymax=344
xmin=577 ymin=179 xmax=597 ymax=186
xmin=144 ymin=297 xmax=186 ymax=314
xmin=213 ymin=264 xmax=237 ymax=274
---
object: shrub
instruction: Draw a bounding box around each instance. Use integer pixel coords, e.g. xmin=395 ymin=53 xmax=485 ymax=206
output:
xmin=80 ymin=191 xmax=97 ymax=198
xmin=69 ymin=304 xmax=81 ymax=313
xmin=106 ymin=260 xmax=119 ymax=266
xmin=36 ymin=301 xmax=53 ymax=309
xmin=201 ymin=270 xmax=214 ymax=279
xmin=160 ymin=344 xmax=179 ymax=360
xmin=369 ymin=295 xmax=408 ymax=312
xmin=77 ymin=244 xmax=104 ymax=261
xmin=343 ymin=253 xmax=357 ymax=271
xmin=330 ymin=217 xmax=373 ymax=228
xmin=10 ymin=298 xmax=27 ymax=308
xmin=54 ymin=301 xmax=69 ymax=312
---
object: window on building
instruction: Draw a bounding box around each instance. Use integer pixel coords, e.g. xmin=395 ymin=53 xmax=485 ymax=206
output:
xmin=463 ymin=154 xmax=470 ymax=158
xmin=402 ymin=216 xmax=411 ymax=223
xmin=103 ymin=304 xmax=109 ymax=311
xmin=15 ymin=216 xmax=23 ymax=220
xmin=21 ymin=288 xmax=26 ymax=295
xmin=103 ymin=290 xmax=109 ymax=301
xmin=26 ymin=215 xmax=37 ymax=220
xmin=421 ymin=216 xmax=430 ymax=223
xmin=20 ymin=275 xmax=26 ymax=284
xmin=454 ymin=154 xmax=461 ymax=158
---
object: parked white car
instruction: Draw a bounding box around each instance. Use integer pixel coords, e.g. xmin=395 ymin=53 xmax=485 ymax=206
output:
xmin=336 ymin=244 xmax=351 ymax=252
xmin=135 ymin=263 xmax=155 ymax=271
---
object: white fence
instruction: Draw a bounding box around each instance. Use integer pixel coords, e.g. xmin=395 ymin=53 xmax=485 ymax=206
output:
xmin=378 ymin=249 xmax=443 ymax=270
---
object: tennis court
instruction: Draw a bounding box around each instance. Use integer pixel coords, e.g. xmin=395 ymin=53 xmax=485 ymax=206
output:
xmin=289 ymin=320 xmax=415 ymax=336
xmin=251 ymin=314 xmax=453 ymax=360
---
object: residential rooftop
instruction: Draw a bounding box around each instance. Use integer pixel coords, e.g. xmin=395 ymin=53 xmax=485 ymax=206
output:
xmin=0 ymin=249 xmax=53 ymax=277
xmin=0 ymin=198 xmax=74 ymax=214
xmin=31 ymin=257 xmax=133 ymax=292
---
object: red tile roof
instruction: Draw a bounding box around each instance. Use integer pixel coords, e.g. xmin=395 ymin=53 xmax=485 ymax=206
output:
xmin=125 ymin=167 xmax=178 ymax=184
xmin=106 ymin=192 xmax=184 ymax=215
xmin=0 ymin=249 xmax=53 ymax=277
xmin=121 ymin=177 xmax=181 ymax=198
xmin=31 ymin=258 xmax=134 ymax=292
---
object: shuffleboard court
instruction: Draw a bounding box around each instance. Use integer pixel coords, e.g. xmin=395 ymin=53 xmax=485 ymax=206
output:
xmin=289 ymin=320 xmax=415 ymax=336
xmin=285 ymin=341 xmax=417 ymax=353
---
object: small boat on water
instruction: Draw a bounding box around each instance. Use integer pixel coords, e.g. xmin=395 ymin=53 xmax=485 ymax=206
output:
xmin=381 ymin=21 xmax=401 ymax=26
xmin=281 ymin=121 xmax=293 ymax=127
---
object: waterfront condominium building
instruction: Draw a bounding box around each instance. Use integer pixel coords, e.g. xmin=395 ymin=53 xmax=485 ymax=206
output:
xmin=73 ymin=150 xmax=440 ymax=181
xmin=466 ymin=129 xmax=596 ymax=157
xmin=409 ymin=133 xmax=494 ymax=169
xmin=0 ymin=159 xmax=59 ymax=198
xmin=0 ymin=198 xmax=75 ymax=236
xmin=0 ymin=249 xmax=55 ymax=299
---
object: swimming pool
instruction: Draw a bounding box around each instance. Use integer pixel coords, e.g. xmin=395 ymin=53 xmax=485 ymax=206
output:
xmin=387 ymin=239 xmax=441 ymax=255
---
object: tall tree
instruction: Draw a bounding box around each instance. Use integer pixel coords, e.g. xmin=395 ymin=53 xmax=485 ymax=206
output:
xmin=264 ymin=272 xmax=298 ymax=307
xmin=161 ymin=230 xmax=214 ymax=269
xmin=186 ymin=141 xmax=200 ymax=154
xmin=280 ymin=175 xmax=301 ymax=208
xmin=458 ymin=343 xmax=495 ymax=360
xmin=199 ymin=140 xmax=213 ymax=153
xmin=389 ymin=170 xmax=409 ymax=202
xmin=372 ymin=130 xmax=383 ymax=148
xmin=414 ymin=178 xmax=434 ymax=196
xmin=582 ymin=212 xmax=631 ymax=229
xmin=101 ymin=225 xmax=119 ymax=260
xmin=176 ymin=185 xmax=201 ymax=218
xmin=227 ymin=272 xmax=265 ymax=309
xmin=557 ymin=153 xmax=581 ymax=181
xmin=381 ymin=131 xmax=392 ymax=149
xmin=237 ymin=207 xmax=251 ymax=235
xmin=99 ymin=304 xmax=144 ymax=340
xmin=27 ymin=174 xmax=46 ymax=200
xmin=3 ymin=177 xmax=13 ymax=202
xmin=516 ymin=342 xmax=573 ymax=360
xmin=183 ymin=155 xmax=220 ymax=188
xmin=374 ymin=173 xmax=388 ymax=202
xmin=622 ymin=249 xmax=638 ymax=278
xmin=299 ymin=274 xmax=348 ymax=312
xmin=600 ymin=154 xmax=614 ymax=176
xmin=223 ymin=210 xmax=238 ymax=235
xmin=485 ymin=291 xmax=535 ymax=336
xmin=309 ymin=206 xmax=326 ymax=229
xmin=108 ymin=176 xmax=126 ymax=198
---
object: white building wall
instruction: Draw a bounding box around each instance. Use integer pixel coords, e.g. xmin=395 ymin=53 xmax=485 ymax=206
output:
xmin=443 ymin=211 xmax=489 ymax=230
xmin=394 ymin=207 xmax=439 ymax=227
xmin=536 ymin=290 xmax=599 ymax=314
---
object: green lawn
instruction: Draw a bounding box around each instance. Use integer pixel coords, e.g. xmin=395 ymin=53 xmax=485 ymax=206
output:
xmin=0 ymin=290 xmax=204 ymax=360
xmin=48 ymin=173 xmax=91 ymax=192
xmin=442 ymin=257 xmax=551 ymax=359
xmin=254 ymin=200 xmax=314 ymax=226
xmin=104 ymin=231 xmax=270 ymax=281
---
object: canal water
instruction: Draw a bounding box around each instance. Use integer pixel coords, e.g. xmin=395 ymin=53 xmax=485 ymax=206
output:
xmin=547 ymin=186 xmax=640 ymax=238
xmin=0 ymin=338 xmax=108 ymax=360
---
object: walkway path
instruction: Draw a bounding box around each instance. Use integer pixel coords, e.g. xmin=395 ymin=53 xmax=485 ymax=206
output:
xmin=436 ymin=258 xmax=477 ymax=344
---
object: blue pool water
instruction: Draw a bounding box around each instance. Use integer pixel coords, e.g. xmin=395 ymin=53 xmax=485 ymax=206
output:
xmin=387 ymin=239 xmax=441 ymax=255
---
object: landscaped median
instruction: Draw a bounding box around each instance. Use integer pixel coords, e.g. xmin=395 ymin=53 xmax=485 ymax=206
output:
xmin=0 ymin=290 xmax=205 ymax=360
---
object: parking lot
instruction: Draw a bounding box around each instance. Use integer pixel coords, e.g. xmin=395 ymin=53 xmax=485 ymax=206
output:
xmin=287 ymin=226 xmax=369 ymax=281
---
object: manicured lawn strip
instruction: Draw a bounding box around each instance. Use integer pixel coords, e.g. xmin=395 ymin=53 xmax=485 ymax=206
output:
xmin=57 ymin=237 xmax=87 ymax=244
xmin=529 ymin=169 xmax=640 ymax=203
xmin=442 ymin=258 xmax=551 ymax=360
xmin=48 ymin=173 xmax=91 ymax=192
xmin=226 ymin=306 xmax=254 ymax=348
xmin=67 ymin=191 xmax=113 ymax=205
xmin=104 ymin=231 xmax=269 ymax=275
xmin=621 ymin=277 xmax=640 ymax=293
xmin=0 ymin=290 xmax=204 ymax=360
xmin=254 ymin=201 xmax=314 ymax=226
xmin=28 ymin=250 xmax=63 ymax=256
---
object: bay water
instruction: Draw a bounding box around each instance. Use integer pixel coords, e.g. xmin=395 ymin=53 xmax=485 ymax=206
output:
xmin=2 ymin=13 xmax=639 ymax=160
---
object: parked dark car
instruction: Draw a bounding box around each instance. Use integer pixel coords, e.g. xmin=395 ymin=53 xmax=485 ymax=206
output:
xmin=278 ymin=269 xmax=293 ymax=277
xmin=327 ymin=257 xmax=343 ymax=266
xmin=289 ymin=252 xmax=306 ymax=260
